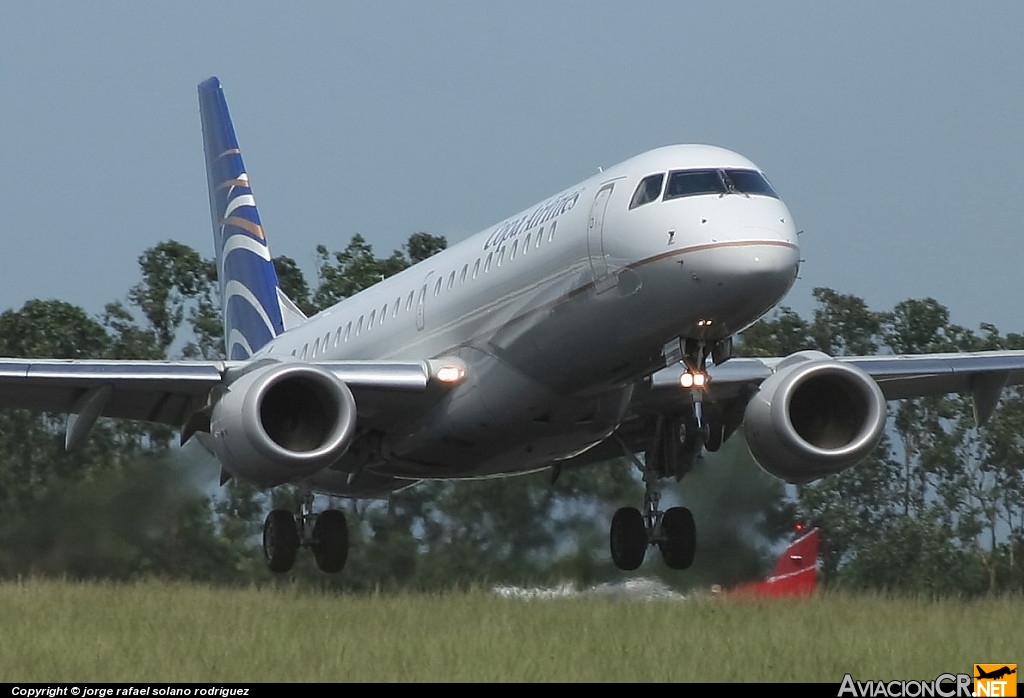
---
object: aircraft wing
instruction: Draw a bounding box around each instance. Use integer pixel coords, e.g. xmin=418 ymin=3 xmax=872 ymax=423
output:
xmin=644 ymin=350 xmax=1024 ymax=413
xmin=0 ymin=359 xmax=225 ymax=425
xmin=0 ymin=357 xmax=463 ymax=448
xmin=617 ymin=349 xmax=1024 ymax=484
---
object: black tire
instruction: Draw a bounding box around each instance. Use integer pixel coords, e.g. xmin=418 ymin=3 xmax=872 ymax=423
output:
xmin=610 ymin=507 xmax=647 ymax=571
xmin=658 ymin=506 xmax=696 ymax=570
xmin=702 ymin=403 xmax=724 ymax=453
xmin=313 ymin=509 xmax=349 ymax=574
xmin=675 ymin=413 xmax=704 ymax=474
xmin=263 ymin=509 xmax=300 ymax=573
xmin=703 ymin=420 xmax=724 ymax=452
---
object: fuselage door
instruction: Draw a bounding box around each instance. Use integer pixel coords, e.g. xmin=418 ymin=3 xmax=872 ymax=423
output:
xmin=416 ymin=271 xmax=433 ymax=331
xmin=588 ymin=183 xmax=614 ymax=282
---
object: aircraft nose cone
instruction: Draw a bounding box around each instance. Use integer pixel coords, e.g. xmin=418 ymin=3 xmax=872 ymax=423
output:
xmin=746 ymin=238 xmax=801 ymax=282
xmin=739 ymin=240 xmax=800 ymax=294
xmin=679 ymin=238 xmax=800 ymax=333
xmin=695 ymin=238 xmax=800 ymax=286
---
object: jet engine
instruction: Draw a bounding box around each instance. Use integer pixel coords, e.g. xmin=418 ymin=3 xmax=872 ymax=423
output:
xmin=743 ymin=351 xmax=886 ymax=483
xmin=209 ymin=361 xmax=358 ymax=487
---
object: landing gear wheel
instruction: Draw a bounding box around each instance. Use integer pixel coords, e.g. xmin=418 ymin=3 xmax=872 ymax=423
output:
xmin=658 ymin=506 xmax=696 ymax=570
xmin=702 ymin=403 xmax=724 ymax=453
xmin=312 ymin=509 xmax=349 ymax=574
xmin=263 ymin=509 xmax=300 ymax=573
xmin=668 ymin=412 xmax=704 ymax=477
xmin=703 ymin=420 xmax=724 ymax=452
xmin=610 ymin=506 xmax=647 ymax=571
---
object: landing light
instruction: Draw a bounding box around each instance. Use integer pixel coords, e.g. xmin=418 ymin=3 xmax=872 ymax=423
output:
xmin=679 ymin=371 xmax=708 ymax=389
xmin=436 ymin=364 xmax=466 ymax=384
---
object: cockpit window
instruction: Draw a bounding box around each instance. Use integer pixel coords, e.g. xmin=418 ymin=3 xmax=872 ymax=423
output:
xmin=665 ymin=170 xmax=724 ymax=199
xmin=726 ymin=169 xmax=779 ymax=198
xmin=664 ymin=168 xmax=779 ymax=200
xmin=629 ymin=173 xmax=665 ymax=209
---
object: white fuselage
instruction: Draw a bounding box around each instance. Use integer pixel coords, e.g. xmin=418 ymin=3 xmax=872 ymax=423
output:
xmin=258 ymin=145 xmax=800 ymax=486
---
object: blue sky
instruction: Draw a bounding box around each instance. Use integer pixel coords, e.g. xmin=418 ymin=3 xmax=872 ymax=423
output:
xmin=2 ymin=2 xmax=1023 ymax=338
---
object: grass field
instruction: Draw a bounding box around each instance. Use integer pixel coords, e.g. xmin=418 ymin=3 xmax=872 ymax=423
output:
xmin=0 ymin=578 xmax=1019 ymax=682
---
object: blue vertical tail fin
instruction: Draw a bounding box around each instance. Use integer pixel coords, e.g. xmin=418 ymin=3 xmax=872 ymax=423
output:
xmin=198 ymin=77 xmax=300 ymax=360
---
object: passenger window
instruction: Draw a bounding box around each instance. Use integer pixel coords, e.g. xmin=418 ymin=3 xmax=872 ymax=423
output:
xmin=484 ymin=252 xmax=493 ymax=273
xmin=334 ymin=327 xmax=343 ymax=347
xmin=343 ymin=321 xmax=351 ymax=342
xmin=368 ymin=310 xmax=376 ymax=328
xmin=524 ymin=233 xmax=531 ymax=253
xmin=381 ymin=304 xmax=387 ymax=323
xmin=497 ymin=246 xmax=505 ymax=267
xmin=460 ymin=264 xmax=468 ymax=284
xmin=448 ymin=270 xmax=456 ymax=290
xmin=406 ymin=291 xmax=414 ymax=311
xmin=537 ymin=228 xmax=543 ymax=248
xmin=301 ymin=343 xmax=309 ymax=359
xmin=356 ymin=316 xmax=363 ymax=336
xmin=394 ymin=297 xmax=401 ymax=317
xmin=548 ymin=221 xmax=557 ymax=242
xmin=324 ymin=333 xmax=330 ymax=351
xmin=510 ymin=240 xmax=518 ymax=260
xmin=473 ymin=259 xmax=480 ymax=279
xmin=629 ymin=173 xmax=665 ymax=209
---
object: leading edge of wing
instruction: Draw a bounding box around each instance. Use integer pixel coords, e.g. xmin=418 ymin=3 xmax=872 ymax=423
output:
xmin=640 ymin=350 xmax=1024 ymax=420
xmin=840 ymin=350 xmax=1024 ymax=400
xmin=0 ymin=356 xmax=463 ymax=428
xmin=0 ymin=358 xmax=226 ymax=425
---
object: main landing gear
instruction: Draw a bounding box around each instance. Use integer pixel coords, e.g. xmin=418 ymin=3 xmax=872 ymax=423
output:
xmin=262 ymin=490 xmax=349 ymax=573
xmin=608 ymin=336 xmax=726 ymax=571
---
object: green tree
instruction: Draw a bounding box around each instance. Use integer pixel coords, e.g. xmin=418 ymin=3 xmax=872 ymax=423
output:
xmin=273 ymin=255 xmax=314 ymax=316
xmin=127 ymin=241 xmax=218 ymax=356
xmin=736 ymin=306 xmax=813 ymax=357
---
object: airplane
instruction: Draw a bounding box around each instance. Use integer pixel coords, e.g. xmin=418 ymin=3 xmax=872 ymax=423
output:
xmin=728 ymin=526 xmax=820 ymax=598
xmin=976 ymin=667 xmax=1017 ymax=681
xmin=4 ymin=76 xmax=1024 ymax=575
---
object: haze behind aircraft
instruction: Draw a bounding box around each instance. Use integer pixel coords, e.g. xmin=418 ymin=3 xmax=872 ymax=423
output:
xmin=3 ymin=77 xmax=1024 ymax=574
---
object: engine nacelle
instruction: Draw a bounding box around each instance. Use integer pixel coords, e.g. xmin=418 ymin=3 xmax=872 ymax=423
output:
xmin=743 ymin=351 xmax=886 ymax=483
xmin=209 ymin=361 xmax=358 ymax=487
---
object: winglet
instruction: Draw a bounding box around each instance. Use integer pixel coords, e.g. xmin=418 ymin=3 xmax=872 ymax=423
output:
xmin=198 ymin=77 xmax=287 ymax=360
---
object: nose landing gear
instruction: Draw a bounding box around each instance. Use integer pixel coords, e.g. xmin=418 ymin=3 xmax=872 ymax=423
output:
xmin=608 ymin=335 xmax=728 ymax=571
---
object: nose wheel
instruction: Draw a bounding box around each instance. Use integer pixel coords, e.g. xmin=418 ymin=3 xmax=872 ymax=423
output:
xmin=610 ymin=337 xmax=714 ymax=572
